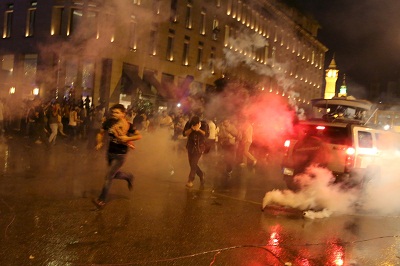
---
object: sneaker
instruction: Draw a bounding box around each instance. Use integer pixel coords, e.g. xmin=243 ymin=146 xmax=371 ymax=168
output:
xmin=92 ymin=198 xmax=106 ymax=209
xmin=127 ymin=174 xmax=134 ymax=191
xmin=186 ymin=181 xmax=194 ymax=188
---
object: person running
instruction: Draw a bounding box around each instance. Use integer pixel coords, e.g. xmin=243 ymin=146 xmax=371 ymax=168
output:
xmin=92 ymin=104 xmax=142 ymax=209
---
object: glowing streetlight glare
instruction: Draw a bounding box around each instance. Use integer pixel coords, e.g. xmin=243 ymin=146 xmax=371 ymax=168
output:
xmin=177 ymin=103 xmax=181 ymax=108
xmin=33 ymin=87 xmax=39 ymax=96
xmin=9 ymin=87 xmax=15 ymax=94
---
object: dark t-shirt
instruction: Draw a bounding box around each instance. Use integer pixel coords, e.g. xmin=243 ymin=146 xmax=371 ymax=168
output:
xmin=183 ymin=120 xmax=210 ymax=154
xmin=103 ymin=118 xmax=136 ymax=154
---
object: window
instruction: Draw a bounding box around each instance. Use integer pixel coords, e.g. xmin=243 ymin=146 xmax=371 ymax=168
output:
xmin=82 ymin=60 xmax=94 ymax=90
xmin=24 ymin=54 xmax=38 ymax=85
xmin=86 ymin=10 xmax=98 ymax=39
xmin=358 ymin=131 xmax=373 ymax=148
xmin=271 ymin=46 xmax=276 ymax=67
xmin=182 ymin=35 xmax=190 ymax=66
xmin=224 ymin=25 xmax=230 ymax=46
xmin=199 ymin=8 xmax=206 ymax=35
xmin=264 ymin=43 xmax=269 ymax=64
xmin=170 ymin=0 xmax=178 ymax=22
xmin=153 ymin=0 xmax=161 ymax=15
xmin=197 ymin=42 xmax=203 ymax=70
xmin=149 ymin=24 xmax=157 ymax=56
xmin=51 ymin=7 xmax=66 ymax=35
xmin=65 ymin=59 xmax=78 ymax=88
xmin=226 ymin=0 xmax=232 ymax=15
xmin=68 ymin=8 xmax=83 ymax=36
xmin=166 ymin=29 xmax=175 ymax=61
xmin=2 ymin=54 xmax=14 ymax=72
xmin=185 ymin=3 xmax=192 ymax=29
xmin=209 ymin=47 xmax=215 ymax=74
xmin=129 ymin=17 xmax=137 ymax=50
xmin=212 ymin=18 xmax=220 ymax=41
xmin=26 ymin=2 xmax=37 ymax=37
xmin=3 ymin=4 xmax=14 ymax=38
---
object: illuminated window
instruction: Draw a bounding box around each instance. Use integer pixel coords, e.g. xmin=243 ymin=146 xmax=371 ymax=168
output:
xmin=129 ymin=17 xmax=137 ymax=50
xmin=245 ymin=6 xmax=250 ymax=27
xmin=224 ymin=25 xmax=230 ymax=46
xmin=199 ymin=8 xmax=206 ymax=35
xmin=182 ymin=35 xmax=190 ymax=66
xmin=212 ymin=18 xmax=220 ymax=40
xmin=241 ymin=4 xmax=246 ymax=25
xmin=26 ymin=2 xmax=37 ymax=37
xmin=185 ymin=3 xmax=193 ymax=29
xmin=197 ymin=42 xmax=204 ymax=70
xmin=319 ymin=53 xmax=323 ymax=69
xmin=209 ymin=46 xmax=215 ymax=74
xmin=311 ymin=50 xmax=315 ymax=65
xmin=86 ymin=10 xmax=98 ymax=39
xmin=51 ymin=7 xmax=66 ymax=35
xmin=68 ymin=8 xmax=83 ymax=36
xmin=149 ymin=24 xmax=157 ymax=56
xmin=236 ymin=0 xmax=242 ymax=21
xmin=3 ymin=4 xmax=14 ymax=38
xmin=132 ymin=0 xmax=141 ymax=5
xmin=271 ymin=46 xmax=276 ymax=67
xmin=264 ymin=43 xmax=269 ymax=64
xmin=226 ymin=0 xmax=232 ymax=15
xmin=2 ymin=54 xmax=14 ymax=72
xmin=166 ymin=29 xmax=175 ymax=61
xmin=153 ymin=0 xmax=161 ymax=15
xmin=170 ymin=0 xmax=178 ymax=22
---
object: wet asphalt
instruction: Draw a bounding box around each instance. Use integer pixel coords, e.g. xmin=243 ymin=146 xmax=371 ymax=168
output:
xmin=1 ymin=131 xmax=400 ymax=266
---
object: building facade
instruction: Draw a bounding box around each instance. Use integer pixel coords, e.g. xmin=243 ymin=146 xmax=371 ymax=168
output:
xmin=0 ymin=0 xmax=327 ymax=110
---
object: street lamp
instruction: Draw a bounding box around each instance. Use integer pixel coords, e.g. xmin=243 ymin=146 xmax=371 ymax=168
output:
xmin=9 ymin=87 xmax=15 ymax=94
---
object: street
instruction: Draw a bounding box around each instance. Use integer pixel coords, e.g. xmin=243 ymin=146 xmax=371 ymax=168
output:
xmin=1 ymin=132 xmax=400 ymax=266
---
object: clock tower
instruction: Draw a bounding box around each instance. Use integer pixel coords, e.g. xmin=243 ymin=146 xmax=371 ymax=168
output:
xmin=324 ymin=57 xmax=339 ymax=99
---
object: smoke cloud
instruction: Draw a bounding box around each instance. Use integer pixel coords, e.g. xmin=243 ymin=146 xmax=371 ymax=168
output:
xmin=263 ymin=158 xmax=400 ymax=219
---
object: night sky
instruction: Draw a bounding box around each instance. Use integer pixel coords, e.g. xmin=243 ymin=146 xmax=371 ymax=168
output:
xmin=290 ymin=0 xmax=400 ymax=98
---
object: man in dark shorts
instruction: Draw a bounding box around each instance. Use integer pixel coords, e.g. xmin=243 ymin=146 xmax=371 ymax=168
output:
xmin=92 ymin=104 xmax=142 ymax=208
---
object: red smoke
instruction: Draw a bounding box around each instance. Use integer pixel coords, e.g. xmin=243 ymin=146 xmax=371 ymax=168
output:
xmin=242 ymin=93 xmax=296 ymax=153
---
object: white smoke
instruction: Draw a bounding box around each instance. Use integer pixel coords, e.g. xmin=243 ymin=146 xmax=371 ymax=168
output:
xmin=361 ymin=158 xmax=400 ymax=215
xmin=264 ymin=152 xmax=400 ymax=219
xmin=262 ymin=166 xmax=360 ymax=218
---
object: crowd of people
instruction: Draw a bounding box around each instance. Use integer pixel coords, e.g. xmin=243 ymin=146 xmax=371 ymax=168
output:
xmin=0 ymin=96 xmax=270 ymax=208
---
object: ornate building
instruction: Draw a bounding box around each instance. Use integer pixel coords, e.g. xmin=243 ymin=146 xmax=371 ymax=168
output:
xmin=0 ymin=0 xmax=327 ymax=110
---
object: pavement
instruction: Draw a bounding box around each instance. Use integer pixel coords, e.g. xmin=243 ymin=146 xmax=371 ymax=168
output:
xmin=1 ymin=132 xmax=400 ymax=266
